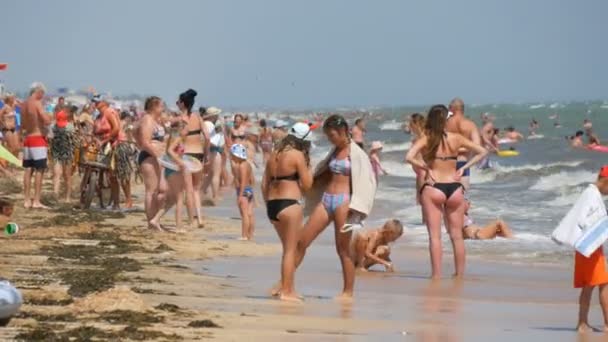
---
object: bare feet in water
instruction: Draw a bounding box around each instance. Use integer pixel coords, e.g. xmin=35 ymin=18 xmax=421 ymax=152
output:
xmin=23 ymin=200 xmax=32 ymax=209
xmin=269 ymin=282 xmax=281 ymax=297
xmin=31 ymin=202 xmax=50 ymax=210
xmin=334 ymin=292 xmax=354 ymax=303
xmin=279 ymin=292 xmax=303 ymax=303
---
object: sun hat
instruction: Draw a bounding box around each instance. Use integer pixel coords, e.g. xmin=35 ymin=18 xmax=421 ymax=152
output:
xmin=230 ymin=144 xmax=247 ymax=160
xmin=370 ymin=141 xmax=383 ymax=151
xmin=273 ymin=119 xmax=288 ymax=129
xmin=202 ymin=106 xmax=222 ymax=119
xmin=289 ymin=122 xmax=311 ymax=140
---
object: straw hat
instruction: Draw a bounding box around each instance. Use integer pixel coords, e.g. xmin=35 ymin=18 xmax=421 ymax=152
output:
xmin=370 ymin=141 xmax=383 ymax=151
xmin=202 ymin=106 xmax=222 ymax=119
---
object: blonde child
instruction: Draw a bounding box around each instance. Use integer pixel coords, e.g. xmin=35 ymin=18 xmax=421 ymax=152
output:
xmin=351 ymin=219 xmax=404 ymax=272
xmin=574 ymin=166 xmax=608 ymax=333
xmin=231 ymin=144 xmax=255 ymax=240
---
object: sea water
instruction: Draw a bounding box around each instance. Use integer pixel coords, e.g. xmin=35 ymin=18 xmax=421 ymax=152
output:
xmin=292 ymin=101 xmax=608 ymax=264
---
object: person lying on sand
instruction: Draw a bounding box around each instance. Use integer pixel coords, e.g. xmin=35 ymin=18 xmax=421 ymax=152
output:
xmin=463 ymin=201 xmax=513 ymax=240
xmin=351 ymin=219 xmax=404 ymax=272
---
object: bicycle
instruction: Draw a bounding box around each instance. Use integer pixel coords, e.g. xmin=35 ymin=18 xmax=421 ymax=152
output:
xmin=78 ymin=140 xmax=112 ymax=209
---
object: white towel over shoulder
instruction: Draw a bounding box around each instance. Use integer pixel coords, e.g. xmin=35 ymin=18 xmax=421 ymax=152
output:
xmin=552 ymin=184 xmax=607 ymax=249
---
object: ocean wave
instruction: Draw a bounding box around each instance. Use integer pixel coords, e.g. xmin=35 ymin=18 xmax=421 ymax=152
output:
xmin=382 ymin=141 xmax=411 ymax=153
xmin=469 ymin=160 xmax=585 ymax=184
xmin=379 ymin=120 xmax=403 ymax=131
xmin=530 ymin=170 xmax=596 ymax=192
xmin=382 ymin=160 xmax=417 ymax=178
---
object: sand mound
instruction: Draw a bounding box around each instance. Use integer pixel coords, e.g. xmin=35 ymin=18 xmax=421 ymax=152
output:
xmin=70 ymin=286 xmax=149 ymax=313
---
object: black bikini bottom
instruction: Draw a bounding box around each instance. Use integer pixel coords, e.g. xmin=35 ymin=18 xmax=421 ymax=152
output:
xmin=420 ymin=182 xmax=463 ymax=199
xmin=267 ymin=199 xmax=299 ymax=221
xmin=137 ymin=150 xmax=152 ymax=165
xmin=185 ymin=152 xmax=205 ymax=162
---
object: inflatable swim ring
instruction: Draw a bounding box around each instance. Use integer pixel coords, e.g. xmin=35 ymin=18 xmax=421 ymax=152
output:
xmin=497 ymin=150 xmax=519 ymax=157
xmin=587 ymin=145 xmax=608 ymax=153
xmin=158 ymin=154 xmax=203 ymax=172
xmin=497 ymin=138 xmax=517 ymax=145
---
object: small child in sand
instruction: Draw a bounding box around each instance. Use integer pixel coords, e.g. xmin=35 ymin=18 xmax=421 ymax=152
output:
xmin=351 ymin=219 xmax=404 ymax=272
xmin=0 ymin=197 xmax=15 ymax=229
xmin=231 ymin=144 xmax=255 ymax=241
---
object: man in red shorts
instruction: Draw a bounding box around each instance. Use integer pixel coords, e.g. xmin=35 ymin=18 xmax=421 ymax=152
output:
xmin=21 ymin=82 xmax=51 ymax=209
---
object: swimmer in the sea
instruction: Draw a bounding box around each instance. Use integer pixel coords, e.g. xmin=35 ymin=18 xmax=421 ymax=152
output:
xmin=570 ymin=131 xmax=584 ymax=148
xmin=351 ymin=219 xmax=404 ymax=272
xmin=463 ymin=201 xmax=513 ymax=240
xmin=505 ymin=126 xmax=524 ymax=142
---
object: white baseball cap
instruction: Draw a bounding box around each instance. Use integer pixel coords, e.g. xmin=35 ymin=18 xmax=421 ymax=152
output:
xmin=274 ymin=119 xmax=288 ymax=128
xmin=289 ymin=122 xmax=311 ymax=140
xmin=230 ymin=144 xmax=247 ymax=160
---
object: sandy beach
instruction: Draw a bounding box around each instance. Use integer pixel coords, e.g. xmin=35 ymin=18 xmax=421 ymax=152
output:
xmin=0 ymin=173 xmax=600 ymax=342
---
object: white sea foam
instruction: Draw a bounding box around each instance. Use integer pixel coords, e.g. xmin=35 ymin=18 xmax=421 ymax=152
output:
xmin=379 ymin=120 xmax=403 ymax=131
xmin=469 ymin=160 xmax=585 ymax=184
xmin=382 ymin=141 xmax=411 ymax=153
xmin=530 ymin=170 xmax=595 ymax=192
xmin=382 ymin=160 xmax=417 ymax=178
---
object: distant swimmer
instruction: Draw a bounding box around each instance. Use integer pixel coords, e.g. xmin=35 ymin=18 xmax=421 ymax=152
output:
xmin=583 ymin=119 xmax=593 ymax=130
xmin=505 ymin=126 xmax=524 ymax=142
xmin=570 ymin=131 xmax=585 ymax=148
xmin=463 ymin=201 xmax=513 ymax=240
xmin=351 ymin=219 xmax=404 ymax=272
xmin=445 ymin=98 xmax=482 ymax=191
xmin=586 ymin=129 xmax=601 ymax=147
xmin=529 ymin=119 xmax=539 ymax=136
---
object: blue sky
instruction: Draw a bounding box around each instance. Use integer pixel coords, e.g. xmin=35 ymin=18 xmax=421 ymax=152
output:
xmin=1 ymin=0 xmax=607 ymax=107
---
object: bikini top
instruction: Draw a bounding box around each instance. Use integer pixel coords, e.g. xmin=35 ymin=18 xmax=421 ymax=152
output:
xmin=434 ymin=133 xmax=457 ymax=161
xmin=329 ymin=157 xmax=351 ymax=176
xmin=271 ymin=172 xmax=299 ymax=182
xmin=152 ymin=125 xmax=165 ymax=142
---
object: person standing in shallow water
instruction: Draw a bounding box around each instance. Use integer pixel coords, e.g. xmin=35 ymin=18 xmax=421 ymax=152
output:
xmin=262 ymin=123 xmax=313 ymax=302
xmin=406 ymin=104 xmax=487 ymax=280
xmin=272 ymin=115 xmax=376 ymax=301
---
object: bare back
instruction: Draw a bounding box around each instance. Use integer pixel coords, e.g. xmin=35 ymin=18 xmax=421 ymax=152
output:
xmin=21 ymin=96 xmax=48 ymax=136
xmin=445 ymin=115 xmax=480 ymax=160
xmin=265 ymin=149 xmax=306 ymax=200
xmin=425 ymin=133 xmax=462 ymax=183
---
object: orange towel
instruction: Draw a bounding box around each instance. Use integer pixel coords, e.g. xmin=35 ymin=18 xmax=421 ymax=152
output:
xmin=574 ymin=247 xmax=608 ymax=288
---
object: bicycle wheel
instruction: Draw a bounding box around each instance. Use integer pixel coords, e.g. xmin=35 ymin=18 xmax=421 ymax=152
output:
xmin=98 ymin=170 xmax=112 ymax=209
xmin=82 ymin=170 xmax=97 ymax=209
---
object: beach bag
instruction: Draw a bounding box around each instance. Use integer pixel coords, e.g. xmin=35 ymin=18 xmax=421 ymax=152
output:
xmin=575 ymin=216 xmax=608 ymax=257
xmin=552 ymin=184 xmax=606 ymax=248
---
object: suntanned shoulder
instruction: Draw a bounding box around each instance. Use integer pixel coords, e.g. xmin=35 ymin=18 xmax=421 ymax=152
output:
xmin=459 ymin=118 xmax=481 ymax=142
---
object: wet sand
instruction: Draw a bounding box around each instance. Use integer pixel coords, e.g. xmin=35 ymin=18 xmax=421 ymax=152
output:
xmin=0 ymin=175 xmax=602 ymax=341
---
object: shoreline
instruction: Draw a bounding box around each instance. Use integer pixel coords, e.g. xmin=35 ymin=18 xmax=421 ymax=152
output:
xmin=0 ymin=175 xmax=599 ymax=341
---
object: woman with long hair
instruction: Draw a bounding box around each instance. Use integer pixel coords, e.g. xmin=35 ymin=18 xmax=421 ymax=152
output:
xmin=262 ymin=123 xmax=313 ymax=302
xmin=149 ymin=120 xmax=189 ymax=232
xmin=406 ymin=105 xmax=487 ymax=279
xmin=135 ymin=96 xmax=166 ymax=225
xmin=277 ymin=115 xmax=376 ymax=301
xmin=177 ymin=89 xmax=209 ymax=227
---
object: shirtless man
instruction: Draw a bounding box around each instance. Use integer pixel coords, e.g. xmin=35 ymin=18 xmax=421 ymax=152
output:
xmin=445 ymin=98 xmax=481 ymax=190
xmin=570 ymin=131 xmax=584 ymax=148
xmin=505 ymin=127 xmax=524 ymax=141
xmin=351 ymin=118 xmax=366 ymax=149
xmin=21 ymin=82 xmax=52 ymax=209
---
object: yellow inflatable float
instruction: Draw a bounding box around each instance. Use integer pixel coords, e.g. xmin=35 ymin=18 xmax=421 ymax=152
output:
xmin=497 ymin=150 xmax=519 ymax=157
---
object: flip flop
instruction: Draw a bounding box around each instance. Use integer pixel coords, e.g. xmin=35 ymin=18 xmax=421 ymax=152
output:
xmin=340 ymin=222 xmax=364 ymax=233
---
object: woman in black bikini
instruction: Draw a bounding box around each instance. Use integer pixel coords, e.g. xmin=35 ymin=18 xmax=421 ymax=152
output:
xmin=406 ymin=105 xmax=486 ymax=280
xmin=177 ymin=89 xmax=209 ymax=228
xmin=262 ymin=123 xmax=313 ymax=302
xmin=0 ymin=94 xmax=19 ymax=159
xmin=135 ymin=96 xmax=166 ymax=225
